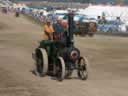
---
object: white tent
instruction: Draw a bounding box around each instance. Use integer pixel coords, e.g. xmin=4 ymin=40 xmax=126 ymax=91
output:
xmin=13 ymin=3 xmax=28 ymax=10
xmin=54 ymin=10 xmax=68 ymax=19
xmin=54 ymin=10 xmax=68 ymax=14
xmin=77 ymin=5 xmax=128 ymax=21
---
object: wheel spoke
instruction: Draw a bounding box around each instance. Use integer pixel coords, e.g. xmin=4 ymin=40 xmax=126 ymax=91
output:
xmin=36 ymin=58 xmax=42 ymax=73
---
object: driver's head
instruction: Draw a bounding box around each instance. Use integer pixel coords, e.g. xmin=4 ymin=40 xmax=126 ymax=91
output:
xmin=46 ymin=19 xmax=51 ymax=25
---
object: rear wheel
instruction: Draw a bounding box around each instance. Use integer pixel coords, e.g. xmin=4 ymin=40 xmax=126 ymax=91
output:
xmin=34 ymin=48 xmax=48 ymax=77
xmin=78 ymin=57 xmax=88 ymax=80
xmin=55 ymin=57 xmax=65 ymax=81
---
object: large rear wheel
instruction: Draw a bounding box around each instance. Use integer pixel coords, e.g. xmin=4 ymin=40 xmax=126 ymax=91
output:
xmin=34 ymin=48 xmax=48 ymax=77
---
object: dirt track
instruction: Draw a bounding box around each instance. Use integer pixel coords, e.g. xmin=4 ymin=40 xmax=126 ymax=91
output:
xmin=0 ymin=12 xmax=128 ymax=96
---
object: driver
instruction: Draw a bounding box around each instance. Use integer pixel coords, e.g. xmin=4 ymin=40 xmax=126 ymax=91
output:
xmin=43 ymin=19 xmax=54 ymax=40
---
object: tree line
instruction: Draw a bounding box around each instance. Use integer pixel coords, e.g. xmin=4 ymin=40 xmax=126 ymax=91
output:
xmin=11 ymin=0 xmax=127 ymax=4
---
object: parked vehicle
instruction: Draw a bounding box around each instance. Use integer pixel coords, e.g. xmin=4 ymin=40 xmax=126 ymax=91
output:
xmin=74 ymin=18 xmax=97 ymax=37
xmin=97 ymin=20 xmax=127 ymax=32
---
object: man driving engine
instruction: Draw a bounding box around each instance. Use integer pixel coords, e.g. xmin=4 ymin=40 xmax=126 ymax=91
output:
xmin=43 ymin=20 xmax=54 ymax=40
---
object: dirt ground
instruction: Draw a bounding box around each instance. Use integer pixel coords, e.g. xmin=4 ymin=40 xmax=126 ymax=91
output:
xmin=0 ymin=12 xmax=128 ymax=96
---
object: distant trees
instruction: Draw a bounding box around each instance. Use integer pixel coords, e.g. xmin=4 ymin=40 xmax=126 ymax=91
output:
xmin=60 ymin=0 xmax=95 ymax=3
xmin=10 ymin=0 xmax=127 ymax=5
xmin=81 ymin=0 xmax=90 ymax=3
xmin=115 ymin=0 xmax=125 ymax=5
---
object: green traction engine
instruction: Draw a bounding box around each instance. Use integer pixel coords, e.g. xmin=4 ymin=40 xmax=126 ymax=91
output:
xmin=32 ymin=12 xmax=89 ymax=81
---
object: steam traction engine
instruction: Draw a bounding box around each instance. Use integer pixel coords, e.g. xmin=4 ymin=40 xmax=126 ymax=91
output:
xmin=32 ymin=12 xmax=89 ymax=81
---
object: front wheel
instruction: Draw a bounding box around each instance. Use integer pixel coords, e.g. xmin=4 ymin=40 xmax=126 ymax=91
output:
xmin=77 ymin=57 xmax=88 ymax=80
xmin=55 ymin=57 xmax=65 ymax=81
